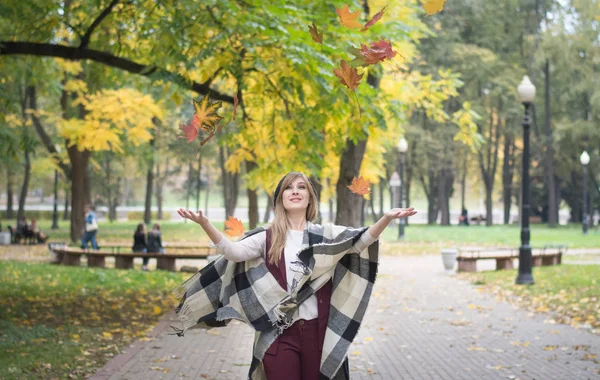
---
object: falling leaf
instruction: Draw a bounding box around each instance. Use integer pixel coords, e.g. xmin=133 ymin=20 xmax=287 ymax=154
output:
xmin=336 ymin=4 xmax=362 ymax=29
xmin=179 ymin=122 xmax=198 ymax=143
xmin=308 ymin=23 xmax=323 ymax=44
xmin=422 ymin=0 xmax=447 ymax=15
xmin=348 ymin=176 xmax=371 ymax=196
xmin=192 ymin=95 xmax=224 ymax=133
xmin=224 ymin=216 xmax=245 ymax=237
xmin=349 ymin=40 xmax=397 ymax=67
xmin=361 ymin=6 xmax=387 ymax=31
xmin=233 ymin=94 xmax=239 ymax=121
xmin=333 ymin=60 xmax=363 ymax=91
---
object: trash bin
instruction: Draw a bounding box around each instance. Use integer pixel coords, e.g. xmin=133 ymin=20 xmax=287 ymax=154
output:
xmin=441 ymin=248 xmax=458 ymax=274
xmin=48 ymin=242 xmax=68 ymax=264
xmin=0 ymin=232 xmax=10 ymax=245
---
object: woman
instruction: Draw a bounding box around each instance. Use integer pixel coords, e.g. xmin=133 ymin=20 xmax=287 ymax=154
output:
xmin=176 ymin=172 xmax=416 ymax=380
xmin=132 ymin=223 xmax=149 ymax=270
xmin=147 ymin=223 xmax=165 ymax=254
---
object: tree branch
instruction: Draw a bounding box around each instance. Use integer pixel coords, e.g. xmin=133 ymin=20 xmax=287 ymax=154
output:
xmin=0 ymin=41 xmax=235 ymax=103
xmin=27 ymin=86 xmax=72 ymax=179
xmin=80 ymin=0 xmax=121 ymax=49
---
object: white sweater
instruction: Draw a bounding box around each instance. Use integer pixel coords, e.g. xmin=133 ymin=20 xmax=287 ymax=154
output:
xmin=215 ymin=227 xmax=376 ymax=320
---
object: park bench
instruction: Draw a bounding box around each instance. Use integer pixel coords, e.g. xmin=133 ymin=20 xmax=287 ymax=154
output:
xmin=49 ymin=245 xmax=215 ymax=272
xmin=99 ymin=242 xmax=215 ymax=255
xmin=456 ymin=245 xmax=566 ymax=272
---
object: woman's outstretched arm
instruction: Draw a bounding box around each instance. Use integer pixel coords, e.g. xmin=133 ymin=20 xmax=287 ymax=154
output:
xmin=367 ymin=208 xmax=417 ymax=240
xmin=177 ymin=208 xmax=223 ymax=244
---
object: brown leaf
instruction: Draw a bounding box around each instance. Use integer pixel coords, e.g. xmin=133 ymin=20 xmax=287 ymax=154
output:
xmin=348 ymin=176 xmax=371 ymax=196
xmin=308 ymin=23 xmax=323 ymax=44
xmin=336 ymin=4 xmax=362 ymax=29
xmin=224 ymin=216 xmax=245 ymax=237
xmin=349 ymin=39 xmax=397 ymax=67
xmin=333 ymin=60 xmax=363 ymax=91
xmin=361 ymin=5 xmax=387 ymax=31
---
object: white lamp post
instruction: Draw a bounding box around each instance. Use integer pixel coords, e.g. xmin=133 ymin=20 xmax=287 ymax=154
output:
xmin=581 ymin=150 xmax=590 ymax=235
xmin=516 ymin=76 xmax=536 ymax=285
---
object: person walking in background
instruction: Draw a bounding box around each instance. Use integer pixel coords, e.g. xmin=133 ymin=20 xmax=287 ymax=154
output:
xmin=132 ymin=223 xmax=149 ymax=270
xmin=147 ymin=223 xmax=165 ymax=254
xmin=81 ymin=205 xmax=99 ymax=250
xmin=176 ymin=171 xmax=417 ymax=380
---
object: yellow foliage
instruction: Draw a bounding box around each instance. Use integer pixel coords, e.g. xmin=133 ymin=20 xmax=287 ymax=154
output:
xmin=57 ymin=88 xmax=163 ymax=152
xmin=55 ymin=59 xmax=83 ymax=75
xmin=63 ymin=79 xmax=88 ymax=95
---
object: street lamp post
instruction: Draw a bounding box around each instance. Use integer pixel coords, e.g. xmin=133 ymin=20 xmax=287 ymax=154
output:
xmin=397 ymin=138 xmax=408 ymax=239
xmin=580 ymin=151 xmax=590 ymax=235
xmin=515 ymin=76 xmax=536 ymax=285
xmin=51 ymin=144 xmax=61 ymax=230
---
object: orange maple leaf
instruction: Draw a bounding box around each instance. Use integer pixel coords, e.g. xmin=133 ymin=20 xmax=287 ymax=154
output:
xmin=308 ymin=22 xmax=324 ymax=44
xmin=361 ymin=5 xmax=387 ymax=32
xmin=224 ymin=216 xmax=245 ymax=237
xmin=192 ymin=95 xmax=224 ymax=133
xmin=333 ymin=60 xmax=363 ymax=91
xmin=336 ymin=4 xmax=362 ymax=29
xmin=348 ymin=176 xmax=371 ymax=196
xmin=179 ymin=122 xmax=198 ymax=143
xmin=422 ymin=0 xmax=446 ymax=15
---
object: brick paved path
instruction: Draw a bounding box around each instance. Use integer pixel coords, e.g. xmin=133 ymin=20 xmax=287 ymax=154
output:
xmin=93 ymin=256 xmax=600 ymax=380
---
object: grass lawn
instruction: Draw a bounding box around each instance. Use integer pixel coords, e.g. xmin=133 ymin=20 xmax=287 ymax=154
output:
xmin=461 ymin=265 xmax=600 ymax=334
xmin=0 ymin=261 xmax=187 ymax=379
xmin=31 ymin=219 xmax=600 ymax=252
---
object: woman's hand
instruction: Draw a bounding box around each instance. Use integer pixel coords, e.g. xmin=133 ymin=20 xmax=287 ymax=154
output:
xmin=384 ymin=207 xmax=417 ymax=220
xmin=177 ymin=208 xmax=209 ymax=225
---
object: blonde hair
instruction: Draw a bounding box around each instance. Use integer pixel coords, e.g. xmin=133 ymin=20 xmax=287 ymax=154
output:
xmin=268 ymin=172 xmax=318 ymax=265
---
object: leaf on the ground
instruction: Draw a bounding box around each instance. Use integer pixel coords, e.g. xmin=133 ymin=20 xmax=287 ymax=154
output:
xmin=510 ymin=341 xmax=531 ymax=347
xmin=193 ymin=95 xmax=224 ymax=133
xmin=422 ymin=0 xmax=447 ymax=15
xmin=334 ymin=60 xmax=363 ymax=91
xmin=468 ymin=346 xmax=487 ymax=351
xmin=449 ymin=319 xmax=471 ymax=326
xmin=583 ymin=353 xmax=597 ymax=360
xmin=352 ymin=350 xmax=361 ymax=355
xmin=348 ymin=176 xmax=371 ymax=196
xmin=308 ymin=23 xmax=323 ymax=44
xmin=224 ymin=217 xmax=245 ymax=237
xmin=179 ymin=122 xmax=198 ymax=143
xmin=153 ymin=306 xmax=162 ymax=315
xmin=361 ymin=5 xmax=387 ymax=31
xmin=543 ymin=345 xmax=558 ymax=351
xmin=336 ymin=4 xmax=362 ymax=29
xmin=364 ymin=337 xmax=374 ymax=341
xmin=349 ymin=40 xmax=397 ymax=67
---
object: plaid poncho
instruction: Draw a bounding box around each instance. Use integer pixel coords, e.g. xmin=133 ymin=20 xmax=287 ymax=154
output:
xmin=174 ymin=222 xmax=379 ymax=379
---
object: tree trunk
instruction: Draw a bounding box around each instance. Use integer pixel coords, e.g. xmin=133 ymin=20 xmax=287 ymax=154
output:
xmin=155 ymin=157 xmax=168 ymax=220
xmin=17 ymin=149 xmax=31 ymax=222
xmin=335 ymin=139 xmax=368 ymax=227
xmin=245 ymin=160 xmax=259 ymax=229
xmin=461 ymin=153 xmax=467 ymax=212
xmin=6 ymin=167 xmax=14 ymax=219
xmin=263 ymin=193 xmax=272 ymax=224
xmin=196 ymin=152 xmax=203 ymax=211
xmin=185 ymin=161 xmax=193 ymax=212
xmin=378 ymin=178 xmax=384 ymax=219
xmin=327 ymin=178 xmax=334 ymax=222
xmin=543 ymin=59 xmax=558 ymax=226
xmin=438 ymin=166 xmax=454 ymax=225
xmin=105 ymin=153 xmax=115 ymax=222
xmin=220 ymin=145 xmax=239 ymax=217
xmin=502 ymin=133 xmax=515 ymax=224
xmin=63 ymin=189 xmax=69 ymax=220
xmin=405 ymin=141 xmax=415 ymax=225
xmin=69 ymin=147 xmax=91 ymax=242
xmin=143 ymin=138 xmax=155 ymax=225
xmin=310 ymin=175 xmax=322 ymax=224
xmin=421 ymin=167 xmax=440 ymax=225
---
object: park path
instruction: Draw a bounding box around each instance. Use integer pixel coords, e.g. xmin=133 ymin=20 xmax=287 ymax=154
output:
xmin=94 ymin=255 xmax=600 ymax=380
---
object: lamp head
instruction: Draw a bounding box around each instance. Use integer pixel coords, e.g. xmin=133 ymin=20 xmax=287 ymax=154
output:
xmin=517 ymin=75 xmax=536 ymax=104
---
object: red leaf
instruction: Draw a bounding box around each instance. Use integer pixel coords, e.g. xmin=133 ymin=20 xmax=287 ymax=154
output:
xmin=333 ymin=60 xmax=363 ymax=91
xmin=361 ymin=5 xmax=387 ymax=32
xmin=349 ymin=39 xmax=397 ymax=67
xmin=348 ymin=176 xmax=371 ymax=196
xmin=179 ymin=122 xmax=198 ymax=143
xmin=308 ymin=23 xmax=324 ymax=44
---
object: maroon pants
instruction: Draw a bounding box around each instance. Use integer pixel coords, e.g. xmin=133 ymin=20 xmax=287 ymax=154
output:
xmin=263 ymin=319 xmax=321 ymax=380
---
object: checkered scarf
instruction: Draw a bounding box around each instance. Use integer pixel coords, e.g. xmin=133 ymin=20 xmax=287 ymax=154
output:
xmin=173 ymin=222 xmax=379 ymax=380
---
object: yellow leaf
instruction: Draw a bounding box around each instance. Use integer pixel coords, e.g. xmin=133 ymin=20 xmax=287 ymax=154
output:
xmin=543 ymin=345 xmax=558 ymax=351
xmin=153 ymin=306 xmax=162 ymax=315
xmin=102 ymin=332 xmax=113 ymax=339
xmin=422 ymin=0 xmax=447 ymax=15
xmin=364 ymin=337 xmax=374 ymax=341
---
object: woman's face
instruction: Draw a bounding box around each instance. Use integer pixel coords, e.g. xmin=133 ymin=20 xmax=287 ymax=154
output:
xmin=282 ymin=177 xmax=310 ymax=213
